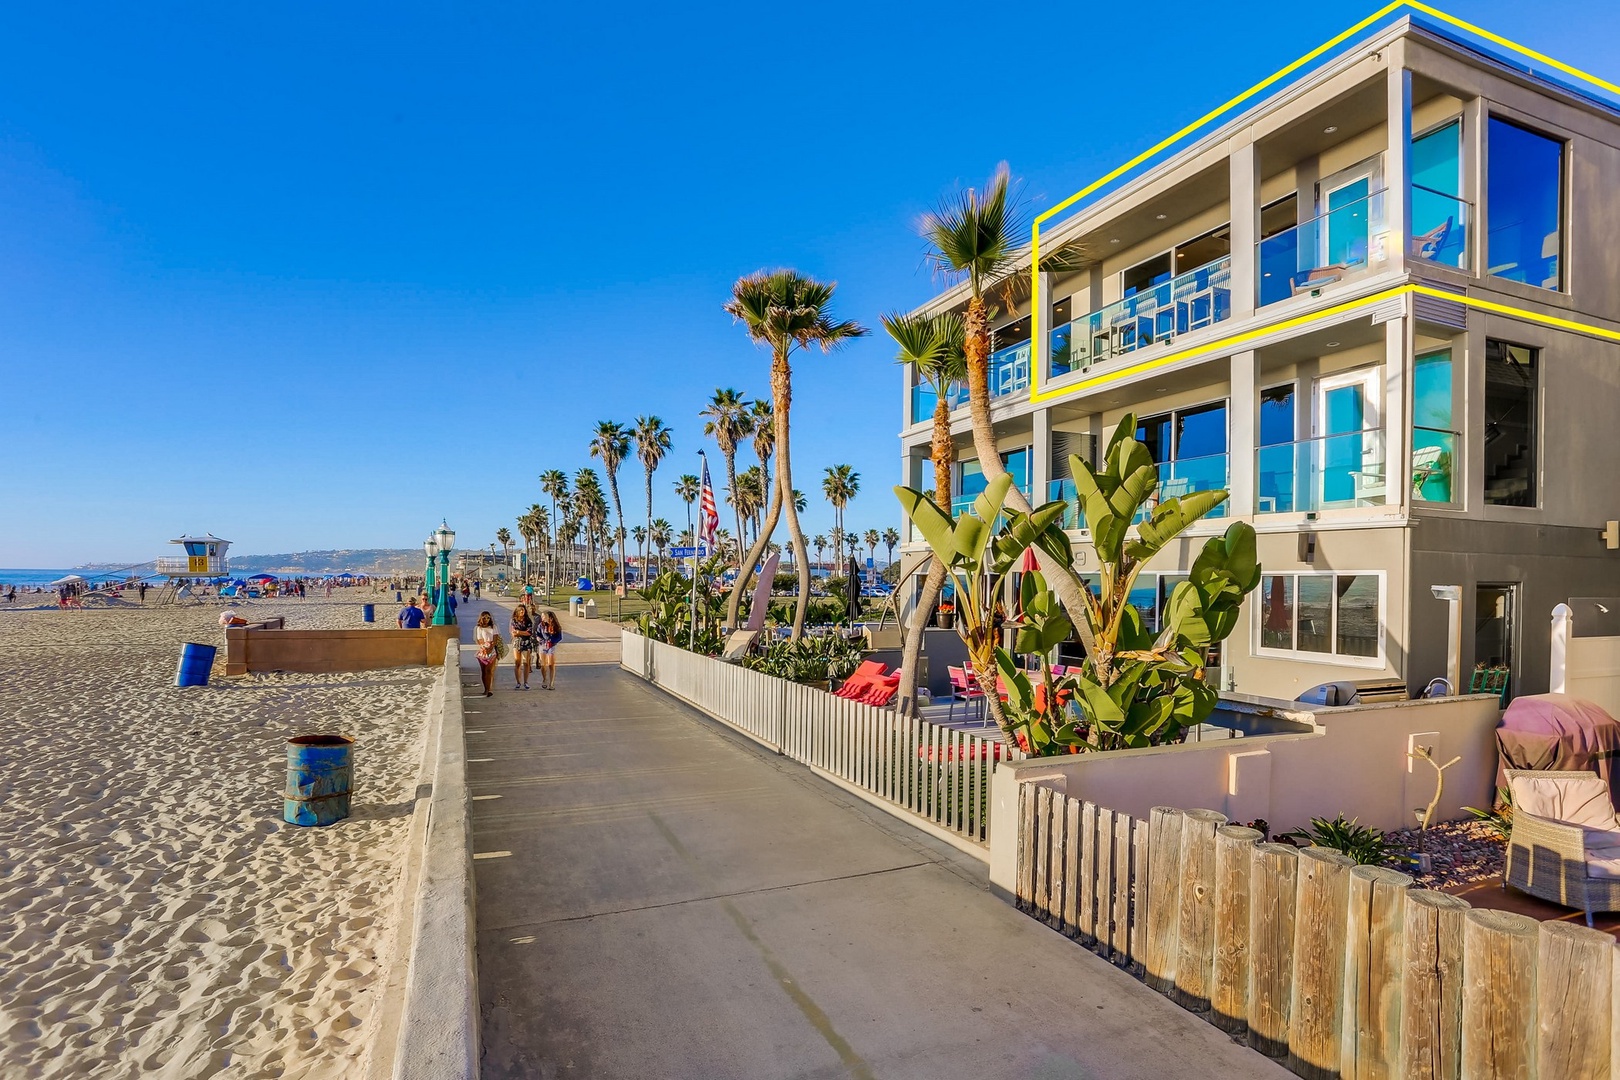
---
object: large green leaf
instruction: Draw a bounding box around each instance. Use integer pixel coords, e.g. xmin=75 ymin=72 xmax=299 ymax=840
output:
xmin=893 ymin=486 xmax=959 ymax=565
xmin=1128 ymin=489 xmax=1229 ymax=560
xmin=970 ymin=473 xmax=1014 ymax=530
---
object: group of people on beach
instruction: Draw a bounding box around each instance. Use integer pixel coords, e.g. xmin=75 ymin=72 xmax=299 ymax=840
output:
xmin=472 ymin=601 xmax=560 ymax=696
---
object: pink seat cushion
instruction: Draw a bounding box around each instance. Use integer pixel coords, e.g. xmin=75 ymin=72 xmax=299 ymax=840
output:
xmin=1511 ymin=775 xmax=1619 ymax=831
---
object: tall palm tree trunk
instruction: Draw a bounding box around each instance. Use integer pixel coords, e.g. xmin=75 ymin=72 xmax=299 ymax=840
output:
xmin=963 ymin=296 xmax=1098 ymax=658
xmin=897 ymin=394 xmax=955 ymax=715
xmin=608 ymin=477 xmax=626 ymax=592
xmin=644 ymin=474 xmax=654 ymax=584
xmin=726 ymin=358 xmax=791 ymax=632
xmin=769 ymin=357 xmax=813 ymax=638
xmin=723 ymin=450 xmax=745 ymax=570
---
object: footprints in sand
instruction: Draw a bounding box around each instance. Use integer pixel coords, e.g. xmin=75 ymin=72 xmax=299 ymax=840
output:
xmin=0 ymin=600 xmax=435 ymax=1078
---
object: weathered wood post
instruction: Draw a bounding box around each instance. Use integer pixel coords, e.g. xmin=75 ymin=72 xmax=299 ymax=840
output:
xmin=1142 ymin=806 xmax=1184 ymax=994
xmin=1174 ymin=808 xmax=1229 ymax=1012
xmin=1460 ymin=908 xmax=1538 ymax=1079
xmin=1536 ymin=920 xmax=1612 ymax=1079
xmin=1249 ymin=842 xmax=1299 ymax=1058
xmin=1212 ymin=825 xmax=1262 ymax=1034
xmin=1398 ymin=890 xmax=1469 ymax=1080
xmin=1342 ymin=865 xmax=1412 ymax=1079
xmin=1288 ymin=847 xmax=1355 ymax=1080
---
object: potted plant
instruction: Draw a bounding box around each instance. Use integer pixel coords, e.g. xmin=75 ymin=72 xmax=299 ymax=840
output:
xmin=934 ymin=600 xmax=955 ymax=629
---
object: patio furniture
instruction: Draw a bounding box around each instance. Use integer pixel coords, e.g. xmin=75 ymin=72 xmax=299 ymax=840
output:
xmin=1504 ymin=768 xmax=1620 ymax=926
xmin=1410 ymin=216 xmax=1453 ymax=261
xmin=947 ymin=665 xmax=986 ymax=723
xmin=834 ymin=660 xmax=888 ymax=700
xmin=1290 ymin=265 xmax=1350 ymax=296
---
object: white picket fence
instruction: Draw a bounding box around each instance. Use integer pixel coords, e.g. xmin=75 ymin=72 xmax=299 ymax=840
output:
xmin=621 ymin=630 xmax=1016 ymax=846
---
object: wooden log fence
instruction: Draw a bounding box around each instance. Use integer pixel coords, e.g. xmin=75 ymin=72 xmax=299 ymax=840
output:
xmin=1013 ymin=784 xmax=1620 ymax=1079
xmin=622 ymin=631 xmax=1016 ymax=846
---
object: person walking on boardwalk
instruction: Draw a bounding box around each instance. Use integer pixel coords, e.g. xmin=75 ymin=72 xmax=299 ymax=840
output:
xmin=536 ymin=609 xmax=563 ymax=689
xmin=474 ymin=611 xmax=500 ymax=697
xmin=398 ymin=597 xmax=425 ymax=628
xmin=510 ymin=602 xmax=536 ymax=690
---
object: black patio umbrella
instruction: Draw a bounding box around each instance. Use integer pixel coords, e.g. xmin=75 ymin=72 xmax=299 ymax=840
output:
xmin=844 ymin=556 xmax=862 ymax=621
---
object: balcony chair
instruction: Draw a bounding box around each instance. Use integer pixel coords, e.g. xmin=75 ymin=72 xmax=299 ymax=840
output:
xmin=834 ymin=660 xmax=888 ymax=700
xmin=1289 ymin=265 xmax=1350 ymax=296
xmin=1504 ymin=768 xmax=1620 ymax=926
xmin=947 ymin=664 xmax=987 ymax=723
xmin=1410 ymin=216 xmax=1454 ymax=261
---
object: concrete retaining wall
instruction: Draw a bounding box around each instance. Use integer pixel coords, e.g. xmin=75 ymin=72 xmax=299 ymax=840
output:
xmin=225 ymin=625 xmax=458 ymax=675
xmin=987 ymin=693 xmax=1501 ymax=896
xmin=386 ymin=642 xmax=480 ymax=1079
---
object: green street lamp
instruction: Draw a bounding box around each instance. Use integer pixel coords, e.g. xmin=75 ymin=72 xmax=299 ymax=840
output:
xmin=432 ymin=521 xmax=457 ymax=625
xmin=423 ymin=535 xmax=439 ymax=608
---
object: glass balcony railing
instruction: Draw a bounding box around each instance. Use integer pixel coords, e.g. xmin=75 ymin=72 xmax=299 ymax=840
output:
xmin=1255 ymin=429 xmax=1389 ymax=513
xmin=910 ymin=383 xmax=969 ymax=425
xmin=1135 ymin=454 xmax=1230 ymax=522
xmin=990 ymin=341 xmax=1031 ymax=398
xmin=1258 ymin=189 xmax=1387 ymax=308
xmin=1049 ymin=255 xmax=1232 ymax=378
xmin=1047 ymin=478 xmax=1086 ymax=530
xmin=907 ymin=340 xmax=1029 ymax=424
xmin=1410 ymin=186 xmax=1470 ymax=270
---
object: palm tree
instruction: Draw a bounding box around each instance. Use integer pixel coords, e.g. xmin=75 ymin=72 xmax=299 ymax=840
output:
xmin=516 ymin=515 xmax=536 ymax=582
xmin=751 ymin=398 xmax=775 ymax=492
xmin=828 ymin=527 xmax=845 ymax=573
xmin=539 ymin=469 xmax=569 ymax=580
xmin=864 ymin=529 xmax=880 ymax=569
xmin=633 ymin=416 xmax=672 ymax=586
xmin=882 ymin=527 xmax=899 ymax=567
xmin=921 ymin=164 xmax=1097 ymax=660
xmin=822 ymin=464 xmax=860 ymax=541
xmin=673 ymin=473 xmax=700 ymax=531
xmin=700 ymin=389 xmax=752 ymax=563
xmin=733 ymin=464 xmax=767 ymax=549
xmin=631 ymin=525 xmax=648 ymax=581
xmin=573 ymin=468 xmax=607 ymax=582
xmin=724 ymin=271 xmax=867 ymax=638
xmin=590 ymin=421 xmax=631 ymax=590
xmin=884 ymin=308 xmax=967 ymax=713
xmin=651 ymin=518 xmax=672 ymax=576
xmin=495 ymin=527 xmax=513 ymax=573
xmin=812 ymin=534 xmax=827 ymax=572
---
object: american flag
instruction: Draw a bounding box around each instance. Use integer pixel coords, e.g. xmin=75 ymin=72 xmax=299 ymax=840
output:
xmin=697 ymin=455 xmax=720 ymax=553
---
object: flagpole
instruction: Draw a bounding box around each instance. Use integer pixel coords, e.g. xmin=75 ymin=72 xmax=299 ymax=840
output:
xmin=690 ymin=450 xmax=705 ymax=650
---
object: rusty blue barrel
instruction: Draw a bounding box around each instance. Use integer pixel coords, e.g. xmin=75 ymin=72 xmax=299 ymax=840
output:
xmin=285 ymin=734 xmax=354 ymax=826
xmin=362 ymin=603 xmax=375 ymax=623
xmin=175 ymin=642 xmax=216 ymax=687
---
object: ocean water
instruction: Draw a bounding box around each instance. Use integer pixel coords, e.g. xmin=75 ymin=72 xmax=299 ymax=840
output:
xmin=0 ymin=568 xmax=154 ymax=587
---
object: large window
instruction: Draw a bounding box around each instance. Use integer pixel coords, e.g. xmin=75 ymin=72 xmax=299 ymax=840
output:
xmin=1411 ymin=119 xmax=1468 ymax=268
xmin=1135 ymin=400 xmax=1230 ymax=514
xmin=1257 ymin=384 xmax=1296 ymax=512
xmin=1483 ymin=340 xmax=1538 ymax=506
xmin=1487 ymin=118 xmax=1564 ymax=290
xmin=1257 ymin=572 xmax=1384 ymax=662
xmin=1413 ymin=350 xmax=1456 ymax=503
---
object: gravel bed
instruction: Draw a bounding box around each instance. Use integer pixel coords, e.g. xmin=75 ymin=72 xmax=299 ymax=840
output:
xmin=1382 ymin=818 xmax=1505 ymax=889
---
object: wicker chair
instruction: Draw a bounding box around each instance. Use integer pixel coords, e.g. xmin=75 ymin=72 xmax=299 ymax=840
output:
xmin=1503 ymin=768 xmax=1620 ymax=926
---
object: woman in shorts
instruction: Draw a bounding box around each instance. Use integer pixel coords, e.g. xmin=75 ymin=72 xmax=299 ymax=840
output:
xmin=537 ymin=609 xmax=563 ymax=689
xmin=510 ymin=603 xmax=536 ymax=690
xmin=474 ymin=611 xmax=499 ymax=697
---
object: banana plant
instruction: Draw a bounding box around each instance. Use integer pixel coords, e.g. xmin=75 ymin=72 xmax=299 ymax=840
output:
xmin=1060 ymin=414 xmax=1262 ymax=750
xmin=894 ymin=473 xmax=1070 ymax=751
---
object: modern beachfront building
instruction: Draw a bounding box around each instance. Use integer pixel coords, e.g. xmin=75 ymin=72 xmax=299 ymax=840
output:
xmin=898 ymin=14 xmax=1620 ymax=703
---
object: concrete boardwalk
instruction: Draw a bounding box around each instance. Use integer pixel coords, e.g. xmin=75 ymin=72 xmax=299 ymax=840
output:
xmin=459 ymin=602 xmax=1286 ymax=1080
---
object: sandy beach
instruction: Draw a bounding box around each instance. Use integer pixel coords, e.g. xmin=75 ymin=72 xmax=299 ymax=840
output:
xmin=0 ymin=594 xmax=435 ymax=1078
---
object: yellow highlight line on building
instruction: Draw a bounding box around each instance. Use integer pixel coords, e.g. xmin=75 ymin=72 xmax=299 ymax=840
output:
xmin=1026 ymin=2 xmax=1620 ymax=408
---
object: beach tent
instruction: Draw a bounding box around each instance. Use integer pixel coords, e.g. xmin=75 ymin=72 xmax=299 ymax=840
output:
xmin=48 ymin=574 xmax=87 ymax=586
xmin=1497 ymin=694 xmax=1620 ymax=809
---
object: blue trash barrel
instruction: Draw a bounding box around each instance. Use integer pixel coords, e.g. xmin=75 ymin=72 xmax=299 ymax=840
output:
xmin=395 ymin=590 xmax=402 ymax=602
xmin=285 ymin=734 xmax=354 ymax=827
xmin=175 ymin=642 xmax=217 ymax=687
xmin=362 ymin=603 xmax=375 ymax=623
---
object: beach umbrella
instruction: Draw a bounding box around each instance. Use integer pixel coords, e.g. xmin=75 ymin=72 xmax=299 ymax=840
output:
xmin=249 ymin=573 xmax=278 ymax=582
xmin=48 ymin=574 xmax=87 ymax=586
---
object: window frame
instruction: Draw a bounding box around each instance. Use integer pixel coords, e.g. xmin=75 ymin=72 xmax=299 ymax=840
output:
xmin=1481 ymin=338 xmax=1542 ymax=509
xmin=1253 ymin=570 xmax=1388 ymax=668
xmin=1485 ymin=113 xmax=1568 ymax=293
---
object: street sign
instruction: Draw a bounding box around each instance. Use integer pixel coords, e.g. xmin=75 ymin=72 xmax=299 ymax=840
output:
xmin=866 ymin=557 xmax=874 ymax=568
xmin=670 ymin=545 xmax=708 ymax=558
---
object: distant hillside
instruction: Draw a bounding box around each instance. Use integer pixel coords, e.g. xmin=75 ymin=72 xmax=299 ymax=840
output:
xmin=224 ymin=549 xmax=423 ymax=575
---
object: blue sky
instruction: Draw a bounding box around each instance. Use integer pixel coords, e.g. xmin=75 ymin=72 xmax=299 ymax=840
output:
xmin=4 ymin=1 xmax=1616 ymax=566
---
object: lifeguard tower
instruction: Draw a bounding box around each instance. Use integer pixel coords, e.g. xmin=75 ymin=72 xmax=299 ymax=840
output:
xmin=154 ymin=534 xmax=231 ymax=604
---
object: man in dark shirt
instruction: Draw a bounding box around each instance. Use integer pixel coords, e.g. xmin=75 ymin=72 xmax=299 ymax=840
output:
xmin=398 ymin=599 xmax=425 ymax=629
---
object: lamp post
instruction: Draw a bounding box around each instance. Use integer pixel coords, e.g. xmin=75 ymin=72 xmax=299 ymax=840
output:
xmin=433 ymin=520 xmax=457 ymax=626
xmin=423 ymin=535 xmax=439 ymax=608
